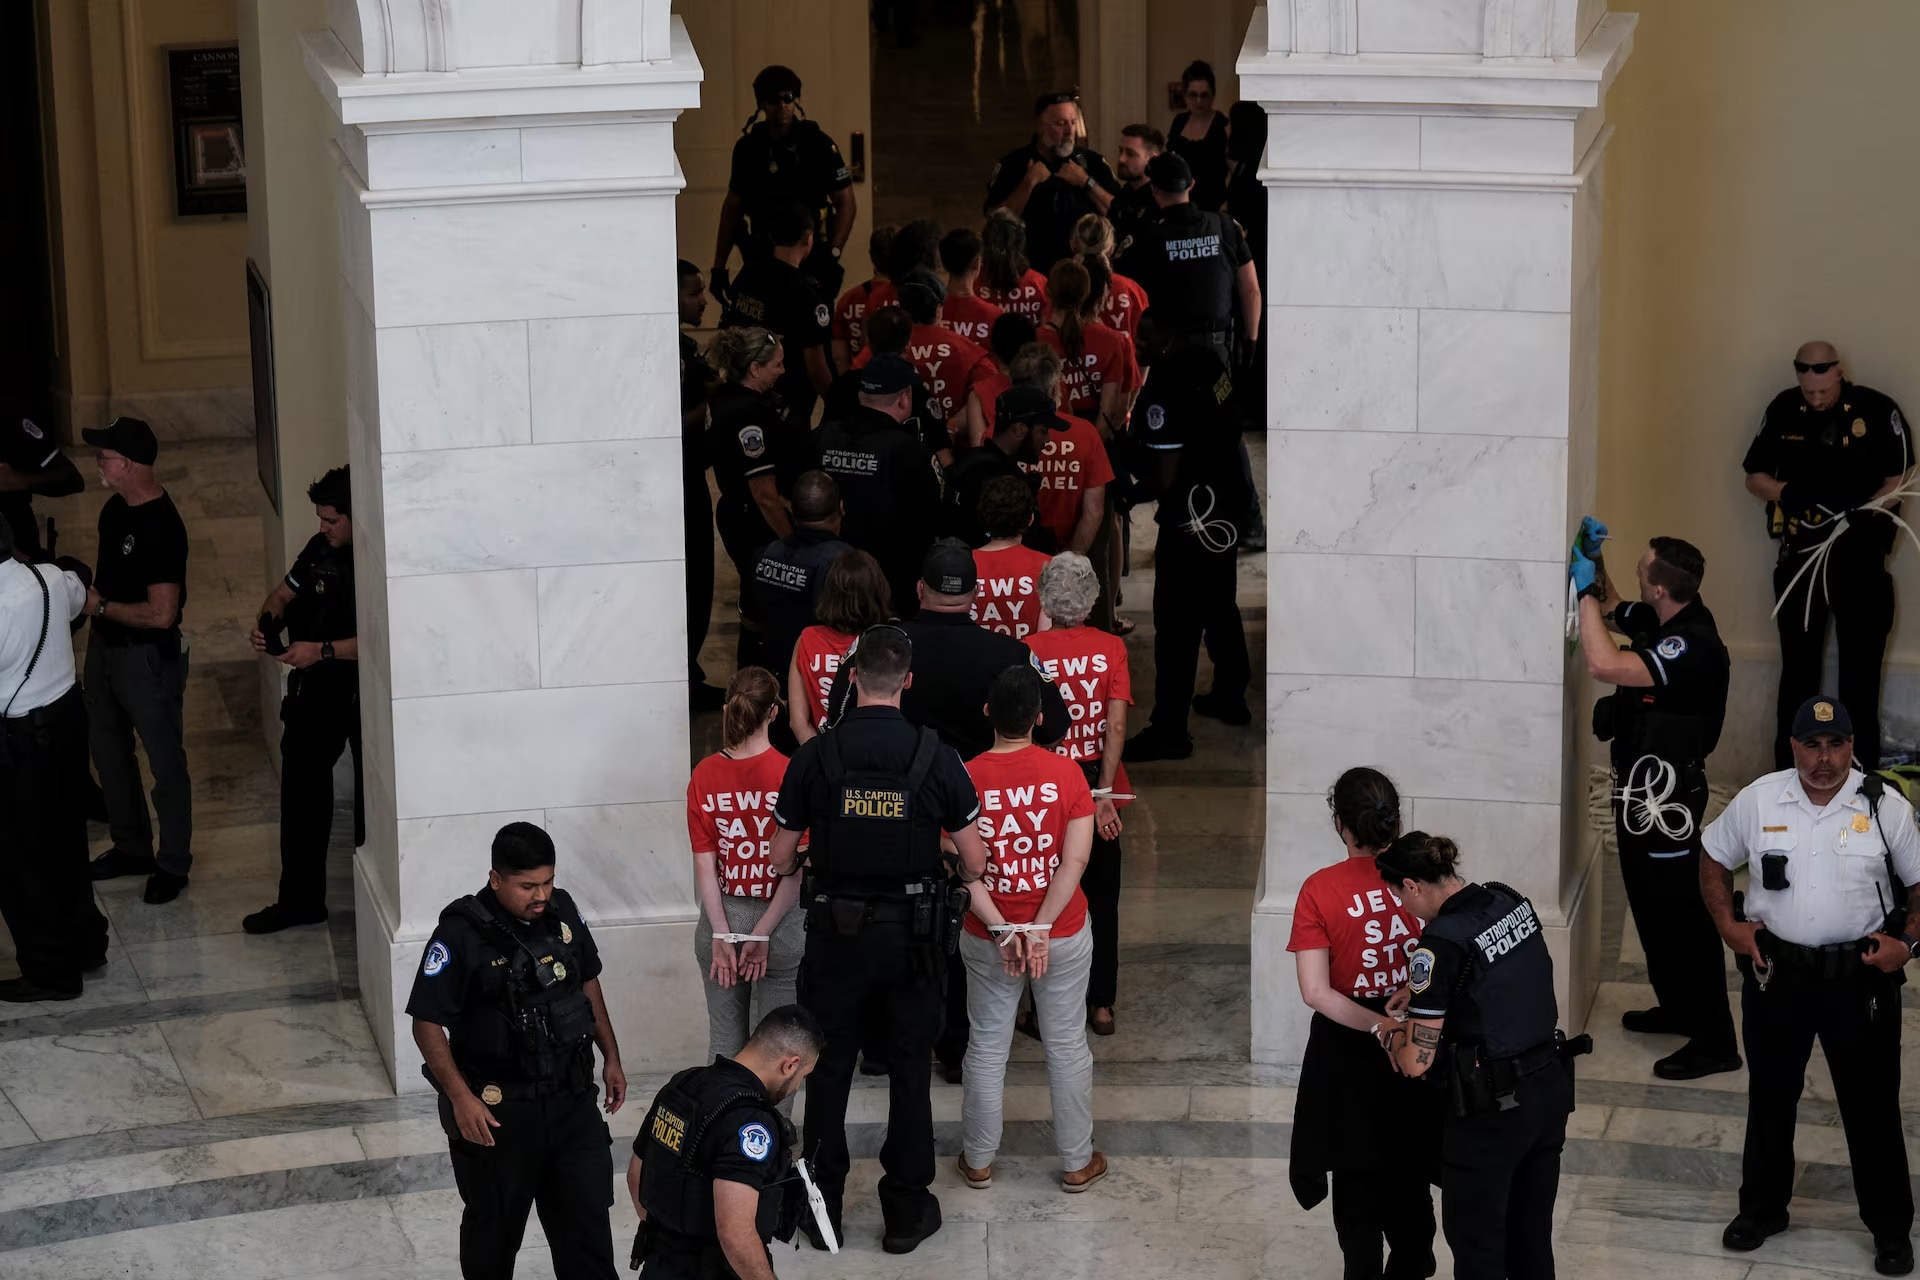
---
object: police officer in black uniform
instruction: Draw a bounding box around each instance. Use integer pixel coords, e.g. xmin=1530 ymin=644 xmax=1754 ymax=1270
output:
xmin=713 ymin=66 xmax=856 ymax=305
xmin=680 ymin=261 xmax=723 ymax=709
xmin=709 ymin=327 xmax=806 ymax=671
xmin=814 ymin=355 xmax=942 ymax=618
xmin=1116 ymin=153 xmax=1260 ymax=367
xmin=1573 ymin=527 xmax=1739 ymax=1079
xmin=1743 ymin=341 xmax=1910 ymax=771
xmin=752 ymin=471 xmax=851 ymax=697
xmin=408 ymin=821 xmax=627 ymax=1280
xmin=1124 ymin=314 xmax=1252 ymax=763
xmin=242 ymin=467 xmax=363 ymax=935
xmin=1377 ymin=833 xmax=1582 ymax=1280
xmin=985 ymin=92 xmax=1120 ymax=274
xmin=722 ymin=204 xmax=836 ymax=426
xmin=941 ymin=384 xmax=1056 ymax=548
xmin=822 ymin=307 xmax=948 ymax=461
xmin=769 ymin=625 xmax=989 ymax=1253
xmin=0 ymin=413 xmax=82 ymax=561
xmin=629 ymin=1005 xmax=826 ymax=1280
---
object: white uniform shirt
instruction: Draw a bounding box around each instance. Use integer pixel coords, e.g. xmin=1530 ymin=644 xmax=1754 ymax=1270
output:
xmin=0 ymin=561 xmax=85 ymax=717
xmin=1702 ymin=766 xmax=1920 ymax=947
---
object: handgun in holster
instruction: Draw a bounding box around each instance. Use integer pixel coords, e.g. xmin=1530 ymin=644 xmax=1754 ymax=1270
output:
xmin=944 ymin=884 xmax=970 ymax=955
xmin=911 ymin=880 xmax=936 ymax=941
xmin=629 ymin=1220 xmax=653 ymax=1271
xmin=1447 ymin=1047 xmax=1498 ymax=1119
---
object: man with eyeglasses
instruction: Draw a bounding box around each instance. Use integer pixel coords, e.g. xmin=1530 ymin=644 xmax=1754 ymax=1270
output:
xmin=712 ymin=66 xmax=857 ymax=308
xmin=1742 ymin=342 xmax=1910 ymax=770
xmin=985 ymin=92 xmax=1120 ymax=274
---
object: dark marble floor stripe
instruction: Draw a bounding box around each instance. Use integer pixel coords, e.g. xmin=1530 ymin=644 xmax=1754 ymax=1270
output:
xmin=1115 ymin=943 xmax=1246 ymax=966
xmin=0 ymin=981 xmax=347 ymax=1044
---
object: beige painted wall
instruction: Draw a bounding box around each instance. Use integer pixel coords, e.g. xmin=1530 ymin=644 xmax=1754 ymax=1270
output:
xmin=1598 ymin=0 xmax=1920 ymax=774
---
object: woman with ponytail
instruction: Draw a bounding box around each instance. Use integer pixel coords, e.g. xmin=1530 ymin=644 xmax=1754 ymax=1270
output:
xmin=978 ymin=209 xmax=1051 ymax=325
xmin=1069 ymin=213 xmax=1149 ymax=343
xmin=1287 ymin=768 xmax=1440 ymax=1279
xmin=1037 ymin=259 xmax=1137 ymax=436
xmin=684 ymin=667 xmax=807 ymax=1098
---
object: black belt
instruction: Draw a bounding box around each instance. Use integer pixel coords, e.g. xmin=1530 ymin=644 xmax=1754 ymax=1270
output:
xmin=458 ymin=1070 xmax=583 ymax=1102
xmin=96 ymin=629 xmax=180 ymax=651
xmin=812 ymin=895 xmax=915 ymax=925
xmin=1759 ymin=931 xmax=1879 ymax=981
xmin=2 ymin=683 xmax=81 ymax=730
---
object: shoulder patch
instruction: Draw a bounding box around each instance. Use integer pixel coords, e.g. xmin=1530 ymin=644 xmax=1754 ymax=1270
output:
xmin=19 ymin=418 xmax=42 ymax=441
xmin=1146 ymin=403 xmax=1165 ymax=431
xmin=1408 ymin=947 xmax=1434 ymax=994
xmin=1655 ymin=635 xmax=1687 ymax=660
xmin=738 ymin=1121 xmax=773 ymax=1162
xmin=423 ymin=940 xmax=451 ymax=976
xmin=815 ymin=303 xmax=831 ymax=329
xmin=739 ymin=425 xmax=767 ymax=459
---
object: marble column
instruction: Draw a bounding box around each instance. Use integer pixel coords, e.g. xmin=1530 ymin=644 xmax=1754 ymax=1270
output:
xmin=304 ymin=0 xmax=706 ymax=1086
xmin=1240 ymin=1 xmax=1635 ymax=1064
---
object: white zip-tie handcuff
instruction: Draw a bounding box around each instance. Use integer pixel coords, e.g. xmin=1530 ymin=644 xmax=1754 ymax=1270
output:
xmin=1090 ymin=788 xmax=1137 ymax=800
xmin=1615 ymin=754 xmax=1695 ymax=841
xmin=988 ymin=922 xmax=1051 ymax=949
xmin=1184 ymin=484 xmax=1239 ymax=554
xmin=713 ymin=933 xmax=771 ymax=944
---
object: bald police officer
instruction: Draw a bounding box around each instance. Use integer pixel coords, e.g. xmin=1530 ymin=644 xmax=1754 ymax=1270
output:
xmin=751 ymin=471 xmax=851 ymax=698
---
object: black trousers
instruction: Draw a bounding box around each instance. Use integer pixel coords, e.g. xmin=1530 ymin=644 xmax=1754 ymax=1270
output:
xmin=1611 ymin=766 xmax=1736 ymax=1054
xmin=0 ymin=687 xmax=109 ymax=989
xmin=937 ymin=950 xmax=969 ymax=1068
xmin=1149 ymin=522 xmax=1250 ymax=739
xmin=84 ymin=634 xmax=193 ymax=874
xmin=1332 ymin=1168 xmax=1437 ymax=1280
xmin=716 ymin=508 xmax=771 ymax=675
xmin=1772 ymin=525 xmax=1895 ymax=769
xmin=277 ymin=680 xmax=363 ymax=914
xmin=800 ymin=918 xmax=943 ymax=1232
xmin=1082 ymin=829 xmax=1122 ymax=1008
xmin=439 ymin=1087 xmax=616 ymax=1280
xmin=684 ymin=468 xmax=715 ymax=684
xmin=1739 ymin=967 xmax=1911 ymax=1241
xmin=1441 ymin=1057 xmax=1571 ymax=1280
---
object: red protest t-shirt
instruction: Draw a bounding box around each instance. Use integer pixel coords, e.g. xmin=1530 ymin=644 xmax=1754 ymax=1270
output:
xmin=962 ymin=744 xmax=1094 ymax=940
xmin=977 ymin=269 xmax=1050 ymax=326
xmin=1025 ymin=412 xmax=1115 ymax=548
xmin=1036 ymin=323 xmax=1140 ymax=422
xmin=833 ymin=280 xmax=880 ymax=352
xmin=792 ymin=625 xmax=856 ymax=731
xmin=686 ymin=748 xmax=795 ymax=899
xmin=971 ymin=543 xmax=1053 ymax=639
xmin=1286 ymin=856 xmax=1424 ymax=997
xmin=972 ymin=367 xmax=1013 ymax=439
xmin=1023 ymin=625 xmax=1133 ymax=805
xmin=855 ymin=324 xmax=992 ymax=429
xmin=1096 ymin=272 xmax=1149 ymax=343
xmin=941 ymin=295 xmax=1004 ymax=345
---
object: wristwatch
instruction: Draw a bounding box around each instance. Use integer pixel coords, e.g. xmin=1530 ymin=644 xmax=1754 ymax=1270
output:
xmin=829 ymin=246 xmax=842 ymax=259
xmin=321 ymin=641 xmax=335 ymax=661
xmin=1901 ymin=933 xmax=1920 ymax=961
xmin=93 ymin=598 xmax=108 ymax=617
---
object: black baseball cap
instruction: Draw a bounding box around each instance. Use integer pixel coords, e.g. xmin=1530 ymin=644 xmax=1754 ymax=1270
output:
xmin=922 ymin=538 xmax=978 ymax=596
xmin=1147 ymin=152 xmax=1193 ymax=194
xmin=995 ymin=385 xmax=1064 ymax=432
xmin=0 ymin=416 xmax=60 ymax=471
xmin=82 ymin=416 xmax=159 ymax=466
xmin=898 ymin=267 xmax=947 ymax=308
xmin=1791 ymin=695 xmax=1853 ymax=741
xmin=858 ymin=355 xmax=917 ymax=396
xmin=1033 ymin=90 xmax=1078 ymax=115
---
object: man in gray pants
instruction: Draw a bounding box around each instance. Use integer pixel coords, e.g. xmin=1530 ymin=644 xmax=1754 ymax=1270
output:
xmin=79 ymin=418 xmax=193 ymax=905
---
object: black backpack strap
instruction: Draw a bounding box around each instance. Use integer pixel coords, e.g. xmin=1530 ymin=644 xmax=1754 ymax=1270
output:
xmin=904 ymin=727 xmax=940 ymax=791
xmin=447 ymin=895 xmax=533 ymax=974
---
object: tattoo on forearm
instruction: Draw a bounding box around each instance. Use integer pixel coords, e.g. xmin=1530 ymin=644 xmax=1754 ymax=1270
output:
xmin=1411 ymin=1023 xmax=1442 ymax=1048
xmin=1414 ymin=1049 xmax=1432 ymax=1066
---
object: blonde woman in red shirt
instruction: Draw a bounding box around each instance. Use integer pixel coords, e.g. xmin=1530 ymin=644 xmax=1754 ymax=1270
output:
xmin=1070 ymin=213 xmax=1149 ymax=343
xmin=685 ymin=668 xmax=806 ymax=1093
xmin=1036 ymin=260 xmax=1137 ymax=439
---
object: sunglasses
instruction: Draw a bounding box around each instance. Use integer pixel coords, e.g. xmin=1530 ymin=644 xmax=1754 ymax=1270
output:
xmin=1794 ymin=360 xmax=1838 ymax=375
xmin=764 ymin=92 xmax=798 ymax=105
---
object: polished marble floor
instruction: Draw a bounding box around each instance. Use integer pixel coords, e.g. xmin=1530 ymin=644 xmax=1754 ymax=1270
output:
xmin=0 ymin=440 xmax=1906 ymax=1278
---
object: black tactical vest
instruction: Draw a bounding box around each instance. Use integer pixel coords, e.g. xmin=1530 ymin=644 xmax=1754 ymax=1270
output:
xmin=1420 ymin=883 xmax=1558 ymax=1061
xmin=444 ymin=895 xmax=596 ymax=1082
xmin=812 ymin=727 xmax=946 ymax=883
xmin=640 ymin=1064 xmax=797 ymax=1249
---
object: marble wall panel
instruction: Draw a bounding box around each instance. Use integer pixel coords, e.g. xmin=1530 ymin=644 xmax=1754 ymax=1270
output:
xmin=453 ymin=0 xmax=583 ymax=68
xmin=376 ymin=321 xmax=532 ymax=452
xmin=542 ymin=802 xmax=697 ymax=919
xmin=367 ymin=195 xmax=678 ymax=328
xmin=529 ymin=314 xmax=681 ymax=442
xmin=1268 ymin=431 xmax=1567 ymax=560
xmin=386 ymin=569 xmax=541 ymax=698
xmin=537 ymin=561 xmax=687 ymax=688
xmin=1257 ymin=791 xmax=1359 ymax=903
xmin=1268 ymin=306 xmax=1416 ymax=433
xmin=1418 ymin=309 xmax=1572 ymax=438
xmin=1267 ymin=185 xmax=1572 ymax=312
xmin=335 ymin=169 xmax=376 ymax=321
xmin=519 ymin=122 xmax=677 ymax=182
xmin=1414 ymin=557 xmax=1566 ymax=683
xmin=1407 ymin=796 xmax=1563 ymax=909
xmin=1268 ymin=114 xmax=1420 ymax=171
xmin=1419 ymin=116 xmax=1575 ymax=175
xmin=363 ymin=129 xmax=522 ymax=190
xmin=382 ymin=438 xmax=684 ymax=577
xmin=392 ymin=680 xmax=685 ymax=818
xmin=1266 ymin=553 xmax=1415 ymax=676
xmin=396 ymin=809 xmax=545 ymax=935
xmin=1267 ymin=674 xmax=1565 ymax=803
xmin=1358 ymin=0 xmax=1484 ymax=54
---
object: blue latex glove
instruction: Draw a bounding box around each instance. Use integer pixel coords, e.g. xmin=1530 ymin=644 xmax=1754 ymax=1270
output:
xmin=1570 ymin=549 xmax=1598 ymax=595
xmin=1577 ymin=516 xmax=1610 ymax=558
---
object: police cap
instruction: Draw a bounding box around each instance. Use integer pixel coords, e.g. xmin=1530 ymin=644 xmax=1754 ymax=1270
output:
xmin=1147 ymin=152 xmax=1193 ymax=195
xmin=994 ymin=385 xmax=1065 ymax=434
xmin=752 ymin=65 xmax=802 ymax=104
xmin=922 ymin=538 xmax=978 ymax=596
xmin=1791 ymin=695 xmax=1853 ymax=741
xmin=858 ymin=355 xmax=917 ymax=396
xmin=0 ymin=416 xmax=58 ymax=471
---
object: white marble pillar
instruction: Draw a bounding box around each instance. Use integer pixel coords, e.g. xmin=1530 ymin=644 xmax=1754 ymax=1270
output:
xmin=1240 ymin=1 xmax=1634 ymax=1064
xmin=305 ymin=0 xmax=706 ymax=1086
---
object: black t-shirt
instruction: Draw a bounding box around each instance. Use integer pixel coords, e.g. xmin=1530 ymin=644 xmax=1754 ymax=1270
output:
xmin=721 ymin=258 xmax=833 ymax=423
xmin=405 ymin=886 xmax=603 ymax=1076
xmin=1606 ymin=598 xmax=1730 ymax=762
xmin=634 ymin=1056 xmax=785 ymax=1192
xmin=1117 ymin=203 xmax=1249 ymax=333
xmin=728 ymin=121 xmax=853 ymax=240
xmin=707 ymin=383 xmax=804 ymax=553
xmin=1741 ymin=382 xmax=1909 ymax=549
xmin=92 ymin=492 xmax=189 ymax=642
xmin=1135 ymin=345 xmax=1247 ymax=531
xmin=984 ymin=142 xmax=1121 ymax=273
xmin=1167 ymin=112 xmax=1230 ymax=211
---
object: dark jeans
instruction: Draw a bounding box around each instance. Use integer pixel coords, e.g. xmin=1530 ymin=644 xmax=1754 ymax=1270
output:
xmin=1149 ymin=523 xmax=1250 ymax=739
xmin=0 ymin=686 xmax=109 ymax=988
xmin=800 ymin=919 xmax=943 ymax=1233
xmin=1739 ymin=967 xmax=1911 ymax=1241
xmin=438 ymin=1088 xmax=616 ymax=1280
xmin=1082 ymin=828 xmax=1122 ymax=1008
xmin=1332 ymin=1167 xmax=1438 ymax=1280
xmin=277 ymin=676 xmax=363 ymax=914
xmin=1441 ymin=1057 xmax=1571 ymax=1280
xmin=84 ymin=634 xmax=192 ymax=874
xmin=1772 ymin=525 xmax=1895 ymax=769
xmin=1611 ymin=767 xmax=1736 ymax=1054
